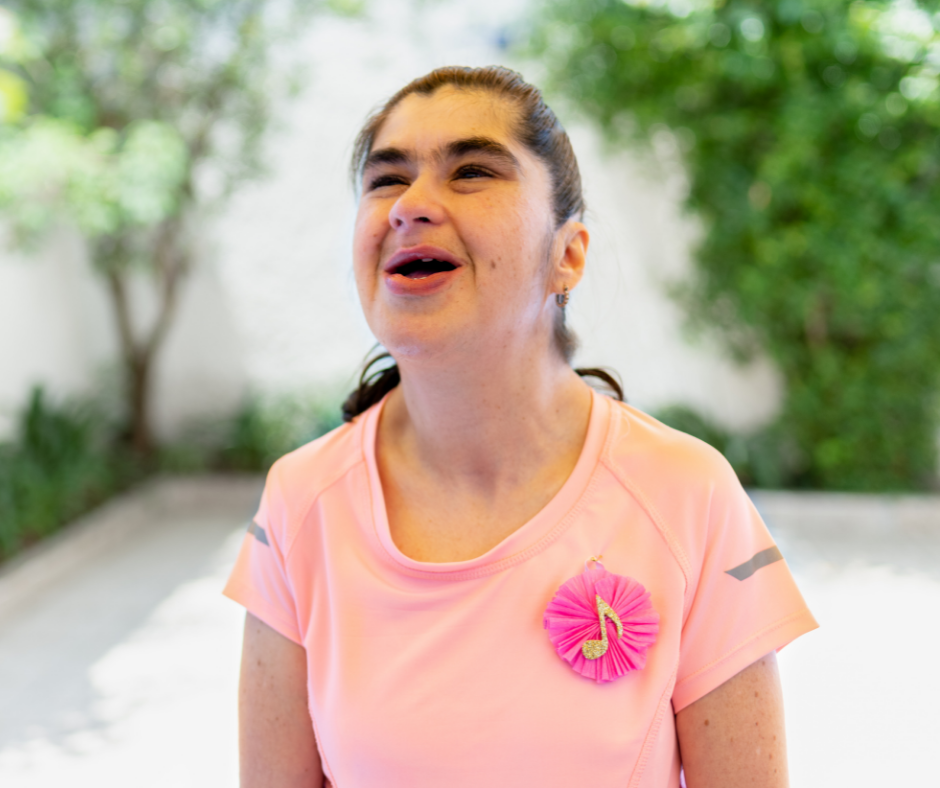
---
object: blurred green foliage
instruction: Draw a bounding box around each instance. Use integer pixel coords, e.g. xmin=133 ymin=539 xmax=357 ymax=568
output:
xmin=528 ymin=0 xmax=940 ymax=490
xmin=160 ymin=393 xmax=344 ymax=474
xmin=0 ymin=117 xmax=188 ymax=242
xmin=0 ymin=0 xmax=328 ymax=455
xmin=0 ymin=0 xmax=319 ymax=239
xmin=0 ymin=387 xmax=141 ymax=562
xmin=0 ymin=387 xmax=343 ymax=564
xmin=219 ymin=395 xmax=344 ymax=472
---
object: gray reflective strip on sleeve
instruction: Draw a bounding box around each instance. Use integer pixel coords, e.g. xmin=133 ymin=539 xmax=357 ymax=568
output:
xmin=247 ymin=520 xmax=269 ymax=546
xmin=725 ymin=545 xmax=783 ymax=581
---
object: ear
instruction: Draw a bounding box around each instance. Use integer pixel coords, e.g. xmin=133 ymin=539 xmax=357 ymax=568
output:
xmin=550 ymin=219 xmax=589 ymax=296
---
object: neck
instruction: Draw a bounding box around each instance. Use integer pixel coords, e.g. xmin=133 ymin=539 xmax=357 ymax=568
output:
xmin=380 ymin=341 xmax=594 ymax=492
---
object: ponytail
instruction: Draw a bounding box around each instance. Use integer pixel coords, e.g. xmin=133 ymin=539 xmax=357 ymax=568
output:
xmin=341 ymin=351 xmax=623 ymax=423
xmin=341 ymin=352 xmax=400 ymax=423
xmin=573 ymin=367 xmax=624 ymax=402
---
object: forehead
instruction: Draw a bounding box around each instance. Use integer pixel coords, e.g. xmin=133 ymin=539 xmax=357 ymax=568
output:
xmin=372 ymin=86 xmax=522 ymax=157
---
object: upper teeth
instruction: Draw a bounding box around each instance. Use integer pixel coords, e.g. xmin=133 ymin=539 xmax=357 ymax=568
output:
xmin=421 ymin=258 xmax=433 ymax=262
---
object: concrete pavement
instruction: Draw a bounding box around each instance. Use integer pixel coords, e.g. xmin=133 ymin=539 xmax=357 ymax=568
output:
xmin=0 ymin=477 xmax=263 ymax=788
xmin=751 ymin=490 xmax=940 ymax=787
xmin=0 ymin=479 xmax=937 ymax=786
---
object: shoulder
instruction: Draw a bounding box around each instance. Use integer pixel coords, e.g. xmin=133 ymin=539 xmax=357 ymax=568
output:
xmin=258 ymin=412 xmax=370 ymax=552
xmin=269 ymin=417 xmax=365 ymax=501
xmin=602 ymin=400 xmax=739 ymax=498
xmin=601 ymin=400 xmax=752 ymax=580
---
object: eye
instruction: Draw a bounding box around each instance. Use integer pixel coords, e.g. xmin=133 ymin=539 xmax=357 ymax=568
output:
xmin=367 ymin=173 xmax=408 ymax=191
xmin=453 ymin=164 xmax=493 ymax=181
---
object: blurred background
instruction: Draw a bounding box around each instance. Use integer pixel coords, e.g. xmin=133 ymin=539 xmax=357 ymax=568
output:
xmin=0 ymin=0 xmax=938 ymax=785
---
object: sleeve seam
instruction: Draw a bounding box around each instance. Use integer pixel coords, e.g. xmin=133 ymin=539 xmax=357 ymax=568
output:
xmin=278 ymin=446 xmax=364 ymax=644
xmin=601 ymin=452 xmax=693 ymax=599
xmin=272 ymin=451 xmax=364 ymax=563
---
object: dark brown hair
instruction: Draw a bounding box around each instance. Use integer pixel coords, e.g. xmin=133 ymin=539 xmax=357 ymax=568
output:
xmin=343 ymin=66 xmax=622 ymax=421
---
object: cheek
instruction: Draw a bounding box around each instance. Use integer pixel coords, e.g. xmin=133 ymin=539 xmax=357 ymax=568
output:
xmin=496 ymin=205 xmax=554 ymax=283
xmin=352 ymin=206 xmax=385 ymax=275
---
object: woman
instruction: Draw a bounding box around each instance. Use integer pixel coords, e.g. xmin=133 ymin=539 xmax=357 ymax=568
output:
xmin=225 ymin=66 xmax=817 ymax=787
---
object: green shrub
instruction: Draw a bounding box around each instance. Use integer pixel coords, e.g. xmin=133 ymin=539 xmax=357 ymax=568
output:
xmin=527 ymin=0 xmax=940 ymax=490
xmin=219 ymin=394 xmax=344 ymax=472
xmin=0 ymin=387 xmax=141 ymax=561
xmin=158 ymin=393 xmax=345 ymax=475
xmin=0 ymin=386 xmax=345 ymax=563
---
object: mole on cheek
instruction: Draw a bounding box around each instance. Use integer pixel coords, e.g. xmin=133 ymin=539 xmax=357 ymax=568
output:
xmin=703 ymin=719 xmax=709 ymax=727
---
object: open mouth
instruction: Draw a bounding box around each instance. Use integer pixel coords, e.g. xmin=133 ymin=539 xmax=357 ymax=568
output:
xmin=391 ymin=258 xmax=458 ymax=280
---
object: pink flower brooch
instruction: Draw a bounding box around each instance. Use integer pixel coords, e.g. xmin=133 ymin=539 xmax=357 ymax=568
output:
xmin=543 ymin=557 xmax=659 ymax=683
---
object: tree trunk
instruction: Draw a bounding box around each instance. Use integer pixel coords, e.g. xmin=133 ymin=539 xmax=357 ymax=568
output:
xmin=105 ymin=264 xmax=152 ymax=456
xmin=101 ymin=219 xmax=188 ymax=458
xmin=128 ymin=348 xmax=154 ymax=457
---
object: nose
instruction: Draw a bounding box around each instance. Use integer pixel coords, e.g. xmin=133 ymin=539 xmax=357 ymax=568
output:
xmin=388 ymin=176 xmax=445 ymax=231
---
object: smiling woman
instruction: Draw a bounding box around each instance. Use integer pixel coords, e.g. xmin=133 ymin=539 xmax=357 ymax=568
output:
xmin=223 ymin=66 xmax=817 ymax=788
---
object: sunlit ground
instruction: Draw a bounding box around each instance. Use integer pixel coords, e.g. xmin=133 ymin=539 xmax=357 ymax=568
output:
xmin=0 ymin=562 xmax=242 ymax=787
xmin=779 ymin=563 xmax=940 ymax=785
xmin=0 ymin=483 xmax=937 ymax=787
xmin=0 ymin=483 xmax=251 ymax=788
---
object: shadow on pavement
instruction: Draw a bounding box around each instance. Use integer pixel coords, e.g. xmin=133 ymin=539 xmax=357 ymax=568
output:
xmin=0 ymin=478 xmax=261 ymax=751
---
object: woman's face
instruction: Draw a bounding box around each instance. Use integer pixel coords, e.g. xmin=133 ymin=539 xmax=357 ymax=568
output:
xmin=352 ymin=86 xmax=586 ymax=365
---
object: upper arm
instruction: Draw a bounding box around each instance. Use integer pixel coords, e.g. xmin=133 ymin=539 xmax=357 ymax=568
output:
xmin=239 ymin=612 xmax=324 ymax=788
xmin=676 ymin=651 xmax=788 ymax=788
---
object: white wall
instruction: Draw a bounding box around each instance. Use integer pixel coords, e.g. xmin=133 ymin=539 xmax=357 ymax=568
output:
xmin=0 ymin=227 xmax=247 ymax=440
xmin=0 ymin=0 xmax=782 ymax=441
xmin=0 ymin=232 xmax=114 ymax=438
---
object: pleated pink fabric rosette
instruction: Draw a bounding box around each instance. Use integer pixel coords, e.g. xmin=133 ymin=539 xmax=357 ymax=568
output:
xmin=543 ymin=559 xmax=659 ymax=683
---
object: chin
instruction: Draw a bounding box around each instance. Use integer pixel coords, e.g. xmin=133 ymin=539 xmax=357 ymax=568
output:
xmin=367 ymin=300 xmax=488 ymax=364
xmin=375 ymin=322 xmax=467 ymax=365
xmin=380 ymin=337 xmax=446 ymax=363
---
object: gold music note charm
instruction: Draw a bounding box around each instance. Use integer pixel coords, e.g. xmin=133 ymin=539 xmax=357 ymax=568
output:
xmin=581 ymin=595 xmax=623 ymax=660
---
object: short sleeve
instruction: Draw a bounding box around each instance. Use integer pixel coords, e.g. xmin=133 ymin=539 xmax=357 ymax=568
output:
xmin=223 ymin=463 xmax=303 ymax=645
xmin=671 ymin=466 xmax=818 ymax=712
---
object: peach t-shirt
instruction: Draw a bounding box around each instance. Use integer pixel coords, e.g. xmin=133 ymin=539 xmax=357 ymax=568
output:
xmin=224 ymin=390 xmax=817 ymax=787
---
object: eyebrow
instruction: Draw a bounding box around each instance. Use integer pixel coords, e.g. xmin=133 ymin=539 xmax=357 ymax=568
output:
xmin=363 ymin=136 xmax=521 ymax=174
xmin=445 ymin=136 xmax=521 ymax=169
xmin=363 ymin=146 xmax=409 ymax=171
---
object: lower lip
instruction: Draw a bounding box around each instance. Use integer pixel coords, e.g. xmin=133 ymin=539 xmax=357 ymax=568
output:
xmin=383 ymin=268 xmax=461 ymax=296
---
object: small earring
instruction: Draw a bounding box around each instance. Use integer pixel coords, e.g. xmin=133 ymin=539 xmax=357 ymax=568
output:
xmin=555 ymin=286 xmax=570 ymax=308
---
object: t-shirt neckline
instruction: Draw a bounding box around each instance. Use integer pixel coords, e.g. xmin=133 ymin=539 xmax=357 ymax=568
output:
xmin=361 ymin=387 xmax=612 ymax=578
